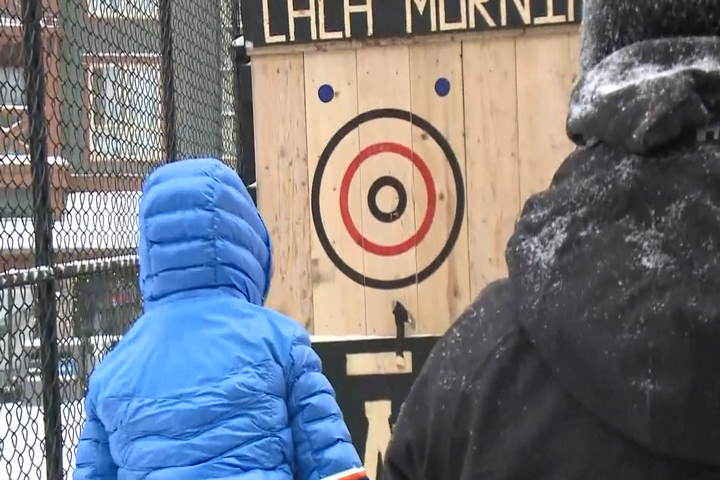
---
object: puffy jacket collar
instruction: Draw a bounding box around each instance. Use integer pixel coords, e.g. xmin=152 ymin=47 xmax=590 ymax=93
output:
xmin=568 ymin=36 xmax=720 ymax=154
xmin=138 ymin=158 xmax=271 ymax=309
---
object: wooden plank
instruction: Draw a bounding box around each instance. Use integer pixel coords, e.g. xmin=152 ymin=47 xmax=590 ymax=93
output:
xmin=346 ymin=351 xmax=413 ymax=376
xmin=304 ymin=50 xmax=367 ymax=336
xmin=408 ymin=41 xmax=470 ymax=334
xmin=252 ymin=53 xmax=314 ymax=330
xmin=241 ymin=0 xmax=583 ymax=48
xmin=515 ymin=31 xmax=580 ymax=202
xmin=356 ymin=45 xmax=419 ymax=336
xmin=568 ymin=29 xmax=581 ymax=82
xmin=462 ymin=37 xmax=521 ymax=297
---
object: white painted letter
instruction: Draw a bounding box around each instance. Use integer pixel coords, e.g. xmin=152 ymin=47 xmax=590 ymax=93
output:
xmin=262 ymin=0 xmax=287 ymax=43
xmin=406 ymin=0 xmax=437 ymax=34
xmin=364 ymin=400 xmax=393 ymax=478
xmin=318 ymin=0 xmax=343 ymax=39
xmin=501 ymin=0 xmax=530 ymax=26
xmin=439 ymin=0 xmax=467 ymax=31
xmin=344 ymin=0 xmax=373 ymax=37
xmin=534 ymin=0 xmax=567 ymax=24
xmin=287 ymin=0 xmax=318 ymax=41
xmin=469 ymin=0 xmax=495 ymax=28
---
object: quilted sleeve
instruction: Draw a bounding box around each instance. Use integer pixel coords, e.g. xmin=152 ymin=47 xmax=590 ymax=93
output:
xmin=73 ymin=391 xmax=118 ymax=480
xmin=286 ymin=329 xmax=367 ymax=480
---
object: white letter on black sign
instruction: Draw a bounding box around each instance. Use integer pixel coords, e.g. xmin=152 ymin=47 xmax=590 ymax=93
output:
xmin=534 ymin=0 xmax=567 ymax=24
xmin=406 ymin=0 xmax=437 ymax=34
xmin=287 ymin=0 xmax=318 ymax=41
xmin=319 ymin=0 xmax=343 ymax=39
xmin=440 ymin=0 xmax=467 ymax=32
xmin=364 ymin=400 xmax=393 ymax=477
xmin=344 ymin=0 xmax=374 ymax=37
xmin=500 ymin=0 xmax=530 ymax=26
xmin=439 ymin=0 xmax=467 ymax=31
xmin=262 ymin=0 xmax=287 ymax=43
xmin=345 ymin=352 xmax=412 ymax=475
xmin=468 ymin=0 xmax=496 ymax=28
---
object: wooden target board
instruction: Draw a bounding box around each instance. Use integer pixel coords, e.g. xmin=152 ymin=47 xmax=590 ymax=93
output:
xmin=249 ymin=2 xmax=581 ymax=336
xmin=305 ymin=45 xmax=470 ymax=337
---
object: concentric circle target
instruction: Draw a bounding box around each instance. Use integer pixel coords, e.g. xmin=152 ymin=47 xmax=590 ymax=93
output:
xmin=311 ymin=108 xmax=465 ymax=290
xmin=367 ymin=175 xmax=408 ymax=224
xmin=339 ymin=142 xmax=436 ymax=257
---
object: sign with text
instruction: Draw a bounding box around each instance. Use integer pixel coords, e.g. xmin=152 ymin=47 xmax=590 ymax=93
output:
xmin=241 ymin=0 xmax=582 ymax=48
xmin=312 ymin=336 xmax=439 ymax=479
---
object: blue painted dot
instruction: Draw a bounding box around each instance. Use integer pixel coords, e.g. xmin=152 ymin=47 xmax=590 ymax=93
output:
xmin=318 ymin=84 xmax=335 ymax=103
xmin=435 ymin=77 xmax=451 ymax=97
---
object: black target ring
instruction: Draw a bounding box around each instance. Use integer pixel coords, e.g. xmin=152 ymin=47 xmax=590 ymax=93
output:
xmin=311 ymin=108 xmax=465 ymax=290
xmin=367 ymin=175 xmax=407 ymax=224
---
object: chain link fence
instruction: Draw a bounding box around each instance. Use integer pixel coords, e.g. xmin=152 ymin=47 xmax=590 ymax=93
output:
xmin=0 ymin=0 xmax=251 ymax=477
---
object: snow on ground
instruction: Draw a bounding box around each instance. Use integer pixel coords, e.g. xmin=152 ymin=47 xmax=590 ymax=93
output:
xmin=0 ymin=401 xmax=84 ymax=480
xmin=0 ymin=156 xmax=67 ymax=166
xmin=0 ymin=188 xmax=140 ymax=478
xmin=0 ymin=190 xmax=141 ymax=254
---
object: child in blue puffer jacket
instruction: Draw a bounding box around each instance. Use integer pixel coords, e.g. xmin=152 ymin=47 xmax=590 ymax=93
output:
xmin=74 ymin=158 xmax=367 ymax=480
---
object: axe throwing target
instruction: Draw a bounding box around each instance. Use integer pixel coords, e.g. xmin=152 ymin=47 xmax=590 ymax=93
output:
xmin=311 ymin=108 xmax=465 ymax=290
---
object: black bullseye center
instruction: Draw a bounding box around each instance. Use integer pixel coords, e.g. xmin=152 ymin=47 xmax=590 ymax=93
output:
xmin=367 ymin=175 xmax=407 ymax=223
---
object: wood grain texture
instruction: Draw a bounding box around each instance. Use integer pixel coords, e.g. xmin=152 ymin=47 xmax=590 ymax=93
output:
xmin=356 ymin=45 xmax=419 ymax=336
xmin=409 ymin=41 xmax=471 ymax=334
xmin=462 ymin=37 xmax=521 ymax=297
xmin=304 ymin=50 xmax=367 ymax=335
xmin=253 ymin=53 xmax=314 ymax=330
xmin=516 ymin=31 xmax=580 ymax=202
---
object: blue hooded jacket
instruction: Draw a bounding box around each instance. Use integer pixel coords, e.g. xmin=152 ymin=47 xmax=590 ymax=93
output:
xmin=73 ymin=158 xmax=366 ymax=480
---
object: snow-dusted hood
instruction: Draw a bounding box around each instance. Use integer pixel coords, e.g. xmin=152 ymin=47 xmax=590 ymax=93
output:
xmin=507 ymin=36 xmax=720 ymax=466
xmin=568 ymin=37 xmax=720 ymax=154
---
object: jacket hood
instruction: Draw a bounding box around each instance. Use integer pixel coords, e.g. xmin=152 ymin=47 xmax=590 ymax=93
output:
xmin=138 ymin=158 xmax=271 ymax=308
xmin=507 ymin=37 xmax=720 ymax=465
xmin=568 ymin=37 xmax=720 ymax=155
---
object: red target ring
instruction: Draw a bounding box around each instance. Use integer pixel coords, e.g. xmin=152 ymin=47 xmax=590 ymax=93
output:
xmin=339 ymin=142 xmax=437 ymax=257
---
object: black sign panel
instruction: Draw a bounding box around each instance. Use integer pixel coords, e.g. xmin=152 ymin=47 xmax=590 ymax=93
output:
xmin=312 ymin=336 xmax=439 ymax=479
xmin=241 ymin=0 xmax=582 ymax=48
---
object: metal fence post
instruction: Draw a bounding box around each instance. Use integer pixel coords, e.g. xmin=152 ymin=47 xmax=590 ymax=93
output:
xmin=230 ymin=0 xmax=243 ymax=175
xmin=160 ymin=0 xmax=177 ymax=163
xmin=238 ymin=64 xmax=255 ymax=188
xmin=21 ymin=0 xmax=63 ymax=476
xmin=230 ymin=0 xmax=255 ymax=191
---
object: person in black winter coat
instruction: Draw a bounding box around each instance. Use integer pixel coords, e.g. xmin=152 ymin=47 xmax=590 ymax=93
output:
xmin=382 ymin=1 xmax=720 ymax=479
